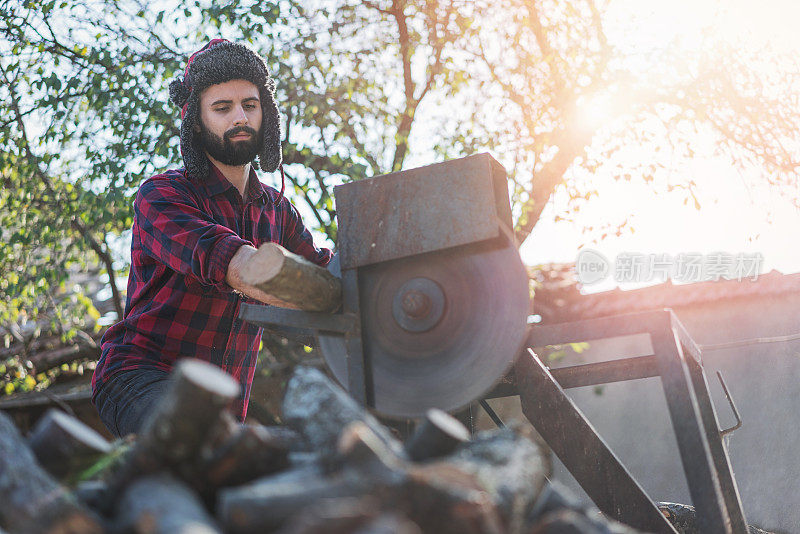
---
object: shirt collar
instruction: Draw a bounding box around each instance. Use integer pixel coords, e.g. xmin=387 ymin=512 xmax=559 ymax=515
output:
xmin=201 ymin=163 xmax=268 ymax=204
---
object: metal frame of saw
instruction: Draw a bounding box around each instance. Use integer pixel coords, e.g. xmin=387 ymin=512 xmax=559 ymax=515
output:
xmin=240 ymin=153 xmax=518 ymax=411
xmin=483 ymin=308 xmax=749 ymax=534
xmin=237 ymin=152 xmax=748 ymax=533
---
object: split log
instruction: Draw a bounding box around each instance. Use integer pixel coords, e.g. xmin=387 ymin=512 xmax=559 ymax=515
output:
xmin=657 ymin=502 xmax=771 ymax=534
xmin=397 ymin=462 xmax=503 ymax=534
xmin=200 ymin=422 xmax=297 ymax=489
xmin=218 ymin=464 xmax=374 ymax=533
xmin=445 ymin=426 xmax=549 ymax=529
xmin=352 ymin=513 xmax=422 ymax=534
xmin=103 ymin=360 xmax=240 ymax=507
xmin=404 ymin=409 xmax=470 ymax=462
xmin=115 ymin=474 xmax=221 ymax=534
xmin=0 ymin=410 xmax=102 ymax=534
xmin=74 ymin=480 xmax=109 ymax=510
xmin=527 ymin=509 xmax=611 ymax=534
xmin=220 ymin=424 xmax=501 ymax=534
xmin=525 ymin=480 xmax=585 ymax=527
xmin=336 ymin=421 xmax=406 ymax=475
xmin=282 ymin=366 xmax=405 ymax=458
xmin=240 ymin=242 xmax=342 ymax=312
xmin=27 ymin=408 xmax=112 ymax=481
xmin=274 ymin=497 xmax=382 ymax=534
xmin=136 ymin=360 xmax=240 ymax=466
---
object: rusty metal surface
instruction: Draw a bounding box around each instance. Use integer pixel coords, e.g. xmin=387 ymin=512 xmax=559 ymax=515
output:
xmin=238 ymin=304 xmax=356 ymax=334
xmin=319 ymin=232 xmax=529 ymax=418
xmin=484 ymin=356 xmax=662 ymax=398
xmin=526 ymin=309 xmax=671 ymax=347
xmin=520 ymin=309 xmax=748 ymax=534
xmin=515 ymin=348 xmax=678 ymax=534
xmin=650 ymin=321 xmax=734 ymax=533
xmin=685 ymin=357 xmax=749 ymax=533
xmin=341 ymin=268 xmax=373 ymax=407
xmin=334 ymin=153 xmax=511 ymax=269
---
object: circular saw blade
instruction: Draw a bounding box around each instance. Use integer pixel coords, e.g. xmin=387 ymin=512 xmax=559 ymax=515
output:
xmin=319 ymin=232 xmax=529 ymax=418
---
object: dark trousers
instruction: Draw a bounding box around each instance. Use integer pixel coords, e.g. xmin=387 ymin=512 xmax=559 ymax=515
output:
xmin=93 ymin=368 xmax=172 ymax=438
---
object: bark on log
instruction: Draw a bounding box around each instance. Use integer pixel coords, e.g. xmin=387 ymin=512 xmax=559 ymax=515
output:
xmin=134 ymin=359 xmax=240 ymax=469
xmin=274 ymin=497 xmax=382 ymax=534
xmin=74 ymin=480 xmax=108 ymax=511
xmin=218 ymin=465 xmax=373 ymax=534
xmin=114 ymin=474 xmax=221 ymax=534
xmin=200 ymin=422 xmax=296 ymax=489
xmin=282 ymin=366 xmax=405 ymax=459
xmin=104 ymin=360 xmax=240 ymax=506
xmin=445 ymin=427 xmax=549 ymax=530
xmin=398 ymin=462 xmax=503 ymax=534
xmin=404 ymin=409 xmax=470 ymax=462
xmin=27 ymin=408 xmax=112 ymax=481
xmin=526 ymin=508 xmax=611 ymax=534
xmin=353 ymin=513 xmax=422 ymax=534
xmin=656 ymin=502 xmax=771 ymax=534
xmin=334 ymin=422 xmax=407 ymax=484
xmin=219 ymin=427 xmax=500 ymax=534
xmin=0 ymin=411 xmax=102 ymax=534
xmin=239 ymin=242 xmax=342 ymax=312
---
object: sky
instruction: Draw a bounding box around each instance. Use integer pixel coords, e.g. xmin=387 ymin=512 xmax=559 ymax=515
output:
xmin=520 ymin=0 xmax=800 ymax=292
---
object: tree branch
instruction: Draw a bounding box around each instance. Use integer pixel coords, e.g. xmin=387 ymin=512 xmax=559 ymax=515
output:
xmin=1 ymin=63 xmax=124 ymax=322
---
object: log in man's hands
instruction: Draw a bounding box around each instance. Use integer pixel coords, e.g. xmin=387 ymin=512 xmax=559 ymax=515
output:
xmin=226 ymin=243 xmax=342 ymax=312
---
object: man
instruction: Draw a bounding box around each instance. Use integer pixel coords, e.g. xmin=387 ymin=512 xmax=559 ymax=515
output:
xmin=91 ymin=39 xmax=332 ymax=437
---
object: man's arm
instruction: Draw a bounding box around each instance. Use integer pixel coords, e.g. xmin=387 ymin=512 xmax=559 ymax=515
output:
xmin=135 ymin=178 xmax=294 ymax=307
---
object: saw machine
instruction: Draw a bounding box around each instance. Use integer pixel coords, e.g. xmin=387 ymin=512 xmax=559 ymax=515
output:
xmin=239 ymin=153 xmax=750 ymax=534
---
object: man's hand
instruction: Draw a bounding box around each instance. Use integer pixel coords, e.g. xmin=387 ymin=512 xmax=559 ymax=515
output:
xmin=226 ymin=245 xmax=299 ymax=308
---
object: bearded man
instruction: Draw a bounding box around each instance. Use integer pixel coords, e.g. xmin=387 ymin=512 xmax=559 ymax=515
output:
xmin=91 ymin=39 xmax=332 ymax=437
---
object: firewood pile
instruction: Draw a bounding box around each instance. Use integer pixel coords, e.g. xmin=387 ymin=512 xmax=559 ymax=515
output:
xmin=0 ymin=360 xmax=646 ymax=534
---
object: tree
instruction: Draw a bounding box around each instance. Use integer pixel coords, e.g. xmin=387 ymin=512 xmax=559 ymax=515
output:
xmin=0 ymin=0 xmax=461 ymax=390
xmin=446 ymin=1 xmax=800 ymax=243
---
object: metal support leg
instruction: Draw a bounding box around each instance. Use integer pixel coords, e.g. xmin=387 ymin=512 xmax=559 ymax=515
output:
xmin=341 ymin=268 xmax=373 ymax=407
xmin=516 ymin=348 xmax=678 ymax=534
xmin=651 ymin=318 xmax=733 ymax=534
xmin=520 ymin=309 xmax=751 ymax=533
xmin=684 ymin=353 xmax=748 ymax=532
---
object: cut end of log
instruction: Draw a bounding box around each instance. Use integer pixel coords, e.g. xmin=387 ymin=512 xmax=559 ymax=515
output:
xmin=240 ymin=243 xmax=287 ymax=285
xmin=33 ymin=409 xmax=113 ymax=454
xmin=175 ymin=359 xmax=241 ymax=400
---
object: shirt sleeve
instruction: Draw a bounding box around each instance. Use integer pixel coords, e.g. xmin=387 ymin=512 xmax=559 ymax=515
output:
xmin=280 ymin=199 xmax=333 ymax=267
xmin=134 ymin=178 xmax=253 ymax=290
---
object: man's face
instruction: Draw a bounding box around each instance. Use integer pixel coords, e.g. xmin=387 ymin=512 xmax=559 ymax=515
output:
xmin=196 ymin=79 xmax=263 ymax=167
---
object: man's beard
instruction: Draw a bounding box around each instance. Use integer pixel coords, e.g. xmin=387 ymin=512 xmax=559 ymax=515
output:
xmin=197 ymin=121 xmax=263 ymax=167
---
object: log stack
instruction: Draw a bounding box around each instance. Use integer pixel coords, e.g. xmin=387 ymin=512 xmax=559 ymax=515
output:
xmin=0 ymin=361 xmax=649 ymax=534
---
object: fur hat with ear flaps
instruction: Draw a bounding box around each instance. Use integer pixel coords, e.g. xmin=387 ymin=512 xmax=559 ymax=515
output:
xmin=168 ymin=39 xmax=282 ymax=180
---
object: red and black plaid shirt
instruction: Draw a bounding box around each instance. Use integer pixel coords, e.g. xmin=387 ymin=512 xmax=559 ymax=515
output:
xmin=91 ymin=165 xmax=332 ymax=420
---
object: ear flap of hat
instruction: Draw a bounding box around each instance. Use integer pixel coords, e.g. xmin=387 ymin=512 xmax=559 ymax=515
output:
xmin=169 ymin=78 xmax=191 ymax=110
xmin=178 ymin=96 xmax=209 ymax=180
xmin=258 ymin=83 xmax=282 ymax=173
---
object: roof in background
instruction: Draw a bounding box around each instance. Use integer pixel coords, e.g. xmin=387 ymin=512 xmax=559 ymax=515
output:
xmin=531 ymin=266 xmax=800 ymax=323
